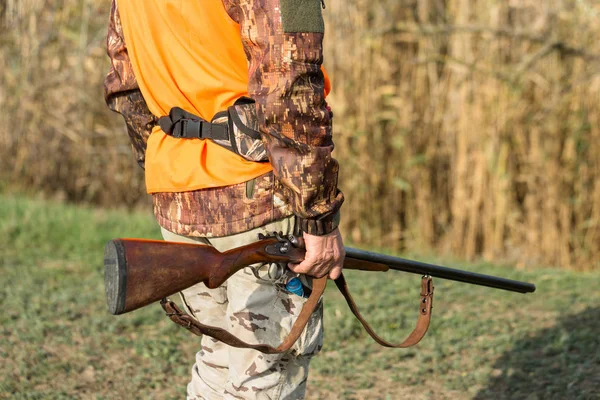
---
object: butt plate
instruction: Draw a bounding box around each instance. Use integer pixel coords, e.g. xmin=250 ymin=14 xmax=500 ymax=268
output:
xmin=104 ymin=240 xmax=128 ymax=315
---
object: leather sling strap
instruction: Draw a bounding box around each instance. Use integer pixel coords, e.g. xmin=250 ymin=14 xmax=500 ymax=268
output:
xmin=334 ymin=274 xmax=434 ymax=348
xmin=161 ymin=274 xmax=434 ymax=353
xmin=161 ymin=276 xmax=328 ymax=354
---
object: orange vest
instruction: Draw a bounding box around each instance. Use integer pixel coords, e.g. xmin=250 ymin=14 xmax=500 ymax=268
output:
xmin=117 ymin=0 xmax=330 ymax=193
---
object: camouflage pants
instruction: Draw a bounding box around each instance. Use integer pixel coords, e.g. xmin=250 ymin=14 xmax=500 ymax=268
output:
xmin=160 ymin=217 xmax=323 ymax=400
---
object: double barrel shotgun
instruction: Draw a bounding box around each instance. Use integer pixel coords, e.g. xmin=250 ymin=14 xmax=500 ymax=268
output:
xmin=104 ymin=232 xmax=535 ymax=353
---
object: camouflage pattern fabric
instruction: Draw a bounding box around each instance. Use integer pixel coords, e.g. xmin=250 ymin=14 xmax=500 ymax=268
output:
xmin=153 ymin=172 xmax=293 ymax=238
xmin=161 ymin=217 xmax=323 ymax=400
xmin=104 ymin=1 xmax=137 ymax=98
xmin=227 ymin=101 xmax=268 ymax=162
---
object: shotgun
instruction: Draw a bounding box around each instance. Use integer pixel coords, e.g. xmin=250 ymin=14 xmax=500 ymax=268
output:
xmin=104 ymin=232 xmax=535 ymax=352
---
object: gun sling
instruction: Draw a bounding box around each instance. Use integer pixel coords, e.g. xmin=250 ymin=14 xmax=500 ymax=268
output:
xmin=160 ymin=274 xmax=434 ymax=354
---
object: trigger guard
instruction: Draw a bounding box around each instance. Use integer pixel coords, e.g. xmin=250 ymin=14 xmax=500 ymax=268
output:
xmin=249 ymin=263 xmax=271 ymax=282
xmin=267 ymin=263 xmax=286 ymax=281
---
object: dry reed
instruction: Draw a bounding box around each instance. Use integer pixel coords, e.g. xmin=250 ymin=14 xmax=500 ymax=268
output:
xmin=1 ymin=0 xmax=598 ymax=269
xmin=324 ymin=0 xmax=600 ymax=270
xmin=0 ymin=0 xmax=147 ymax=207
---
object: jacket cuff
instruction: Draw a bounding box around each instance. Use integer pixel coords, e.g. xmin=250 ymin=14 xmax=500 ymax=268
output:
xmin=298 ymin=210 xmax=341 ymax=236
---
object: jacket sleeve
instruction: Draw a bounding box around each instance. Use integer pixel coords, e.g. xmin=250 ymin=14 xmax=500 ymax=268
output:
xmin=104 ymin=0 xmax=156 ymax=169
xmin=224 ymin=0 xmax=344 ymax=236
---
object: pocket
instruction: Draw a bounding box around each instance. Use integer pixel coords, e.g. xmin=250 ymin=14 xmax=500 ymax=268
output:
xmin=273 ymin=285 xmax=324 ymax=357
xmin=274 ymin=284 xmax=309 ymax=316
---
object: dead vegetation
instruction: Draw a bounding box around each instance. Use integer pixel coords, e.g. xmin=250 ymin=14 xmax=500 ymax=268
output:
xmin=1 ymin=0 xmax=599 ymax=269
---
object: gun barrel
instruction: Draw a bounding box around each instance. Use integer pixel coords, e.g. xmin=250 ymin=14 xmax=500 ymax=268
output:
xmin=344 ymin=247 xmax=536 ymax=294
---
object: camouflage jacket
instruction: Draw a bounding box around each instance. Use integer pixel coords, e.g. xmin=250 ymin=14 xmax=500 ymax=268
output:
xmin=104 ymin=0 xmax=343 ymax=237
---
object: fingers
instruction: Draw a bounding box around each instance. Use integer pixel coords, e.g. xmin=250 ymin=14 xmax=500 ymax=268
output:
xmin=288 ymin=252 xmax=334 ymax=278
xmin=288 ymin=228 xmax=345 ymax=279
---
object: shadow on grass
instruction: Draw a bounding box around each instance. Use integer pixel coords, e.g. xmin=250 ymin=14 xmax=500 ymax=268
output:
xmin=475 ymin=307 xmax=599 ymax=400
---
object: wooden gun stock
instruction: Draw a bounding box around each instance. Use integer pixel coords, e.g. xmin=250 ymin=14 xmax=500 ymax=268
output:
xmin=104 ymin=237 xmax=305 ymax=315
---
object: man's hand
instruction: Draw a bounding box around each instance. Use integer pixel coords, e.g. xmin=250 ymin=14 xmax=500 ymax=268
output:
xmin=288 ymin=228 xmax=345 ymax=279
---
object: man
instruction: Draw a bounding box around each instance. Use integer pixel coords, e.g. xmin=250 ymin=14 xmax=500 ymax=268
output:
xmin=104 ymin=0 xmax=344 ymax=398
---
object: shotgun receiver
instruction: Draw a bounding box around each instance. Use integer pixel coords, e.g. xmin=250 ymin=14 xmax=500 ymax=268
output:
xmin=104 ymin=232 xmax=535 ymax=352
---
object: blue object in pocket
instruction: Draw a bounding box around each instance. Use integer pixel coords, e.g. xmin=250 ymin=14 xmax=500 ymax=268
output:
xmin=285 ymin=277 xmax=305 ymax=298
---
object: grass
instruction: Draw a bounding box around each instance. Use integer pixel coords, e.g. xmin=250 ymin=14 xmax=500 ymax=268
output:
xmin=1 ymin=194 xmax=599 ymax=399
